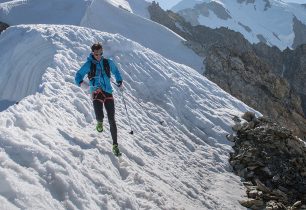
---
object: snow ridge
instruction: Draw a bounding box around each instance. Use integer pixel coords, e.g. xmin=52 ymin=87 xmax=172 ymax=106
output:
xmin=0 ymin=24 xmax=254 ymax=209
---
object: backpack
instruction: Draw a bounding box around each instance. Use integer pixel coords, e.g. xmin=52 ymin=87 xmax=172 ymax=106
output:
xmin=87 ymin=58 xmax=110 ymax=82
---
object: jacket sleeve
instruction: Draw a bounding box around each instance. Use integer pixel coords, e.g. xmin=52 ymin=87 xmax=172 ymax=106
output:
xmin=75 ymin=61 xmax=91 ymax=86
xmin=108 ymin=59 xmax=123 ymax=82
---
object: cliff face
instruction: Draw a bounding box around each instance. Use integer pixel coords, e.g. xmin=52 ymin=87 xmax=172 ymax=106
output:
xmin=292 ymin=17 xmax=306 ymax=49
xmin=148 ymin=2 xmax=306 ymax=138
xmin=283 ymin=45 xmax=306 ymax=115
xmin=205 ymin=46 xmax=306 ymax=137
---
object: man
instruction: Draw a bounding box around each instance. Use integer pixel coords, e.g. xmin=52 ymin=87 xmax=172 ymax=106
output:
xmin=75 ymin=43 xmax=123 ymax=156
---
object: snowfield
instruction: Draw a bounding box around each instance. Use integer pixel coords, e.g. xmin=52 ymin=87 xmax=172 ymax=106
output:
xmin=0 ymin=24 xmax=257 ymax=209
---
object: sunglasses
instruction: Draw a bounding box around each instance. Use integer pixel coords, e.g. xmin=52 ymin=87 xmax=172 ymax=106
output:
xmin=93 ymin=52 xmax=102 ymax=57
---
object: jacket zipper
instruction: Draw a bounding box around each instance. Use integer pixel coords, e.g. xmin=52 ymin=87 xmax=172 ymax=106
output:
xmin=98 ymin=62 xmax=107 ymax=91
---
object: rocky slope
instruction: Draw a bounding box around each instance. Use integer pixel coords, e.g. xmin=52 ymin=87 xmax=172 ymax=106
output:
xmin=148 ymin=2 xmax=306 ymax=139
xmin=228 ymin=112 xmax=306 ymax=210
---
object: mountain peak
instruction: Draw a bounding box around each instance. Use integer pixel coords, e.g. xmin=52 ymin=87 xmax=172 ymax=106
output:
xmin=171 ymin=0 xmax=306 ymax=49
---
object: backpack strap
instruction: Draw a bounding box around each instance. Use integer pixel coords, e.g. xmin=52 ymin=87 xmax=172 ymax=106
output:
xmin=87 ymin=62 xmax=96 ymax=81
xmin=87 ymin=59 xmax=110 ymax=85
xmin=103 ymin=58 xmax=111 ymax=78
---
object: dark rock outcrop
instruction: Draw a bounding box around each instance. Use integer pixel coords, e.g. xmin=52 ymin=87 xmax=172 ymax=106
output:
xmin=283 ymin=45 xmax=306 ymax=115
xmin=0 ymin=22 xmax=9 ymax=33
xmin=292 ymin=16 xmax=306 ymax=49
xmin=228 ymin=113 xmax=306 ymax=209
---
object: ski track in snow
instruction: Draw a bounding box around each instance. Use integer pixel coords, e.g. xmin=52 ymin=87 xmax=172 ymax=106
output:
xmin=0 ymin=24 xmax=257 ymax=209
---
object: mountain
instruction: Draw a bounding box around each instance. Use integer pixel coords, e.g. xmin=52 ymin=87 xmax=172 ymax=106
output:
xmin=2 ymin=0 xmax=306 ymax=209
xmin=0 ymin=0 xmax=203 ymax=71
xmin=148 ymin=2 xmax=306 ymax=138
xmin=0 ymin=23 xmax=255 ymax=209
xmin=171 ymin=0 xmax=306 ymax=50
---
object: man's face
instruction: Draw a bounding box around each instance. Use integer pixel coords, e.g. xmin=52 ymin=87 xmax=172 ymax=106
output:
xmin=93 ymin=49 xmax=103 ymax=60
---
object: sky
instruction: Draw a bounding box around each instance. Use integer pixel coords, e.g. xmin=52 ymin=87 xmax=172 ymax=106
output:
xmin=152 ymin=0 xmax=306 ymax=10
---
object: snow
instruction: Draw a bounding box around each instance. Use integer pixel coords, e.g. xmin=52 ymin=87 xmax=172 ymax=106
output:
xmin=0 ymin=23 xmax=259 ymax=209
xmin=0 ymin=0 xmax=203 ymax=72
xmin=0 ymin=0 xmax=266 ymax=209
xmin=0 ymin=0 xmax=89 ymax=25
xmin=126 ymin=0 xmax=151 ymax=18
xmin=81 ymin=0 xmax=202 ymax=71
xmin=172 ymin=0 xmax=306 ymax=49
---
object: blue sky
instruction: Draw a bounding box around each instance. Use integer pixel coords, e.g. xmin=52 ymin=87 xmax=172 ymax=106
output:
xmin=151 ymin=0 xmax=306 ymax=10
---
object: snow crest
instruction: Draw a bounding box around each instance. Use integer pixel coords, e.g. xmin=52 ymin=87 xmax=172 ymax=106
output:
xmin=0 ymin=24 xmax=254 ymax=209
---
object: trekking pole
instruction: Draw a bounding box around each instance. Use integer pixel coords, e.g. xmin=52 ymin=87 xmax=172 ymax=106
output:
xmin=122 ymin=91 xmax=164 ymax=125
xmin=113 ymin=82 xmax=134 ymax=135
xmin=112 ymin=82 xmax=164 ymax=125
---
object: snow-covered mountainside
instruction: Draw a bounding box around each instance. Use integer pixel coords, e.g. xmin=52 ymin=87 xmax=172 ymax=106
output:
xmin=0 ymin=24 xmax=256 ymax=209
xmin=0 ymin=0 xmax=203 ymax=71
xmin=172 ymin=0 xmax=306 ymax=49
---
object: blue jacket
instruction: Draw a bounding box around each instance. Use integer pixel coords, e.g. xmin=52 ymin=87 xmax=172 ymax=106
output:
xmin=75 ymin=54 xmax=122 ymax=94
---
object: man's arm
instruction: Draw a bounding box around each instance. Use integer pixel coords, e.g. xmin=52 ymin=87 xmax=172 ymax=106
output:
xmin=109 ymin=59 xmax=122 ymax=84
xmin=75 ymin=61 xmax=91 ymax=86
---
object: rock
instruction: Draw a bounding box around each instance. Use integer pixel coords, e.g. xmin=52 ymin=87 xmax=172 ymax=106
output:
xmin=248 ymin=165 xmax=260 ymax=171
xmin=239 ymin=199 xmax=264 ymax=208
xmin=293 ymin=201 xmax=302 ymax=208
xmin=261 ymin=167 xmax=273 ymax=176
xmin=0 ymin=22 xmax=9 ymax=33
xmin=242 ymin=111 xmax=256 ymax=122
xmin=232 ymin=115 xmax=241 ymax=123
xmin=243 ymin=181 xmax=254 ymax=186
xmin=300 ymin=205 xmax=306 ymax=210
xmin=232 ymin=123 xmax=243 ymax=132
xmin=226 ymin=134 xmax=236 ymax=142
xmin=272 ymin=189 xmax=288 ymax=200
xmin=255 ymin=179 xmax=271 ymax=193
xmin=278 ymin=186 xmax=288 ymax=193
xmin=248 ymin=189 xmax=259 ymax=198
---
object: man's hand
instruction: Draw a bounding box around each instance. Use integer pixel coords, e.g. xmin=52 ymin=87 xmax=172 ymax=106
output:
xmin=80 ymin=80 xmax=89 ymax=91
